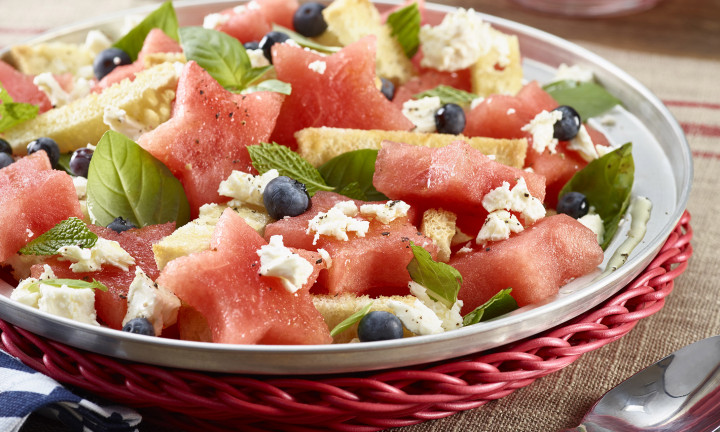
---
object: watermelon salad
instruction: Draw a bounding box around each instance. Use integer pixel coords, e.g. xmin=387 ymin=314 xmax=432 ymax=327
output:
xmin=0 ymin=0 xmax=639 ymax=345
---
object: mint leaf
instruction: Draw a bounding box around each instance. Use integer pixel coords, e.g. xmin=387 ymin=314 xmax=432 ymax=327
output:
xmin=330 ymin=302 xmax=374 ymax=337
xmin=248 ymin=142 xmax=334 ymax=196
xmin=0 ymin=82 xmax=39 ymax=132
xmin=113 ymin=1 xmax=179 ymax=61
xmin=27 ymin=278 xmax=108 ymax=293
xmin=86 ymin=131 xmax=190 ymax=228
xmin=407 ymin=243 xmax=462 ymax=309
xmin=462 ymin=288 xmax=518 ymax=326
xmin=387 ymin=3 xmax=421 ymax=58
xmin=413 ymin=85 xmax=477 ymax=107
xmin=19 ymin=218 xmax=97 ymax=256
xmin=559 ymin=142 xmax=634 ymax=250
xmin=242 ymin=79 xmax=292 ymax=95
xmin=319 ymin=149 xmax=388 ymax=202
xmin=272 ymin=24 xmax=341 ymax=54
xmin=543 ymin=80 xmax=621 ymax=120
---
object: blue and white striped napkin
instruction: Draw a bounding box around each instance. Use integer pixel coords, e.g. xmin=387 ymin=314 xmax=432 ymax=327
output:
xmin=0 ymin=350 xmax=141 ymax=432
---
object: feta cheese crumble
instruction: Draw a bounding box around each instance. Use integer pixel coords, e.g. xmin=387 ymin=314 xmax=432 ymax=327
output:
xmin=402 ymin=96 xmax=442 ymax=133
xmin=33 ymin=72 xmax=91 ymax=108
xmin=247 ymin=49 xmax=270 ymax=68
xmin=522 ymin=110 xmax=563 ymax=154
xmin=482 ymin=178 xmax=546 ymax=224
xmin=38 ymin=284 xmax=100 ymax=326
xmin=567 ymin=124 xmax=599 ymax=162
xmin=306 ymin=201 xmax=370 ymax=244
xmin=308 ymin=60 xmax=327 ymax=74
xmin=84 ymin=30 xmax=112 ymax=56
xmin=476 ymin=210 xmax=524 ymax=244
xmin=553 ymin=63 xmax=594 ymax=83
xmin=359 ymin=200 xmax=411 ymax=224
xmin=409 ymin=281 xmax=463 ymax=331
xmin=103 ymin=106 xmax=152 ymax=141
xmin=218 ymin=169 xmax=280 ymax=208
xmin=387 ymin=299 xmax=445 ymax=335
xmin=317 ymin=248 xmax=332 ymax=269
xmin=257 ymin=235 xmax=314 ymax=293
xmin=122 ymin=267 xmax=181 ymax=336
xmin=57 ymin=238 xmax=135 ymax=273
xmin=10 ymin=265 xmax=56 ymax=308
xmin=578 ymin=212 xmax=605 ymax=244
xmin=72 ymin=176 xmax=87 ymax=200
xmin=203 ymin=12 xmax=231 ymax=29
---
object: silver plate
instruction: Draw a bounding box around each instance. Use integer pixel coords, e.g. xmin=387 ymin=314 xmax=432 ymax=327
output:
xmin=0 ymin=0 xmax=692 ymax=374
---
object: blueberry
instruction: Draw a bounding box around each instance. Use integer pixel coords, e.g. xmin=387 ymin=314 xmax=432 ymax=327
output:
xmin=244 ymin=41 xmax=260 ymax=51
xmin=435 ymin=103 xmax=466 ymax=135
xmin=557 ymin=191 xmax=589 ymax=219
xmin=0 ymin=153 xmax=14 ymax=169
xmin=107 ymin=217 xmax=137 ymax=233
xmin=263 ymin=176 xmax=311 ymax=219
xmin=259 ymin=31 xmax=291 ymax=64
xmin=0 ymin=138 xmax=12 ymax=155
xmin=293 ymin=2 xmax=327 ymax=37
xmin=69 ymin=147 xmax=94 ymax=178
xmin=93 ymin=47 xmax=132 ymax=80
xmin=122 ymin=317 xmax=155 ymax=336
xmin=552 ymin=105 xmax=582 ymax=141
xmin=27 ymin=137 xmax=60 ymax=168
xmin=357 ymin=311 xmax=404 ymax=342
xmin=380 ymin=78 xmax=395 ymax=101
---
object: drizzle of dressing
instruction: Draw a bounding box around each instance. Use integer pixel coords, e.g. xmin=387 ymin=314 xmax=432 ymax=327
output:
xmin=600 ymin=196 xmax=653 ymax=277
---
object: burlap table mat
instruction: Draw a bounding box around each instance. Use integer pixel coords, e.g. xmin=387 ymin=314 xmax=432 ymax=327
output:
xmin=1 ymin=1 xmax=718 ymax=431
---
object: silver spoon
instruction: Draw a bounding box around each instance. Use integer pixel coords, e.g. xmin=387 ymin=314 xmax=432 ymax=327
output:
xmin=563 ymin=335 xmax=720 ymax=432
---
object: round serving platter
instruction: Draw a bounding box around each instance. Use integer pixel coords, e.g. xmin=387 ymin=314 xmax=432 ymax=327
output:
xmin=0 ymin=0 xmax=692 ymax=375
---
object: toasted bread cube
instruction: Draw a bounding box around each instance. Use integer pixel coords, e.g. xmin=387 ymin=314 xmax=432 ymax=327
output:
xmin=296 ymin=127 xmax=528 ymax=168
xmin=421 ymin=209 xmax=457 ymax=263
xmin=471 ymin=30 xmax=523 ymax=97
xmin=322 ymin=0 xmax=416 ymax=84
xmin=9 ymin=43 xmax=95 ymax=76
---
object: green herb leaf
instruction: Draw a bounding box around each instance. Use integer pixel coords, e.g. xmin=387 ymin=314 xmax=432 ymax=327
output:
xmin=242 ymin=65 xmax=274 ymax=88
xmin=387 ymin=3 xmax=421 ymax=58
xmin=543 ymin=80 xmax=621 ymax=120
xmin=0 ymin=82 xmax=39 ymax=132
xmin=248 ymin=142 xmax=334 ymax=196
xmin=113 ymin=1 xmax=179 ymax=61
xmin=318 ymin=149 xmax=388 ymax=201
xmin=413 ymin=85 xmax=477 ymax=107
xmin=272 ymin=24 xmax=341 ymax=54
xmin=179 ymin=26 xmax=250 ymax=91
xmin=462 ymin=288 xmax=518 ymax=326
xmin=242 ymin=79 xmax=292 ymax=95
xmin=27 ymin=278 xmax=109 ymax=293
xmin=19 ymin=217 xmax=98 ymax=256
xmin=559 ymin=142 xmax=634 ymax=250
xmin=56 ymin=152 xmax=73 ymax=175
xmin=86 ymin=131 xmax=190 ymax=228
xmin=336 ymin=181 xmax=367 ymax=201
xmin=329 ymin=302 xmax=374 ymax=337
xmin=407 ymin=243 xmax=462 ymax=309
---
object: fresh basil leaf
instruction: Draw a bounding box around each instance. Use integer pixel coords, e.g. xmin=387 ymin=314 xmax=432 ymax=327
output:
xmin=27 ymin=278 xmax=108 ymax=293
xmin=56 ymin=152 xmax=73 ymax=175
xmin=242 ymin=66 xmax=274 ymax=88
xmin=242 ymin=79 xmax=292 ymax=95
xmin=413 ymin=85 xmax=477 ymax=107
xmin=330 ymin=302 xmax=374 ymax=337
xmin=86 ymin=131 xmax=190 ymax=228
xmin=407 ymin=243 xmax=462 ymax=309
xmin=559 ymin=142 xmax=634 ymax=250
xmin=179 ymin=26 xmax=251 ymax=91
xmin=386 ymin=3 xmax=421 ymax=58
xmin=272 ymin=24 xmax=341 ymax=54
xmin=318 ymin=149 xmax=388 ymax=202
xmin=113 ymin=1 xmax=179 ymax=61
xmin=543 ymin=80 xmax=621 ymax=120
xmin=462 ymin=288 xmax=518 ymax=326
xmin=248 ymin=142 xmax=334 ymax=196
xmin=19 ymin=217 xmax=98 ymax=256
xmin=0 ymin=82 xmax=39 ymax=132
xmin=336 ymin=181 xmax=367 ymax=201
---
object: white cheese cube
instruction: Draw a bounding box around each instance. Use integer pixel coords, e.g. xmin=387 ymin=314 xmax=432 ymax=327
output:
xmin=568 ymin=124 xmax=599 ymax=162
xmin=522 ymin=110 xmax=563 ymax=154
xmin=218 ymin=169 xmax=280 ymax=208
xmin=408 ymin=281 xmax=463 ymax=331
xmin=122 ymin=267 xmax=181 ymax=336
xmin=307 ymin=201 xmax=369 ymax=244
xmin=482 ymin=178 xmax=546 ymax=224
xmin=257 ymin=235 xmax=314 ymax=293
xmin=476 ymin=210 xmax=524 ymax=244
xmin=38 ymin=284 xmax=100 ymax=326
xmin=359 ymin=200 xmax=410 ymax=224
xmin=402 ymin=97 xmax=442 ymax=133
xmin=578 ymin=212 xmax=605 ymax=244
xmin=387 ymin=298 xmax=444 ymax=335
xmin=58 ymin=238 xmax=135 ymax=273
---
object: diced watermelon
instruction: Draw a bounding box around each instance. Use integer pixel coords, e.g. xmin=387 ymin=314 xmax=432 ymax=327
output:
xmin=393 ymin=67 xmax=472 ymax=108
xmin=0 ymin=152 xmax=82 ymax=262
xmin=264 ymin=191 xmax=437 ymax=297
xmin=451 ymin=214 xmax=604 ymax=312
xmin=373 ymin=140 xmax=546 ymax=234
xmin=0 ymin=60 xmax=52 ymax=113
xmin=137 ymin=61 xmax=284 ymax=217
xmin=212 ymin=0 xmax=298 ymax=43
xmin=30 ymin=223 xmax=175 ymax=329
xmin=269 ymin=37 xmax=413 ymax=149
xmin=527 ymin=140 xmax=587 ymax=208
xmin=253 ymin=0 xmax=299 ymax=30
xmin=159 ymin=208 xmax=332 ymax=345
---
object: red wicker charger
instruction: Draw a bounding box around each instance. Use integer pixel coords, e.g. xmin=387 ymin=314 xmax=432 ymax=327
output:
xmin=0 ymin=211 xmax=693 ymax=431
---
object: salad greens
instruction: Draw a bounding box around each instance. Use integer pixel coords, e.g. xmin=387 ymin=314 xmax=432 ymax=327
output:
xmin=248 ymin=142 xmax=334 ymax=196
xmin=113 ymin=1 xmax=179 ymax=61
xmin=26 ymin=278 xmax=109 ymax=292
xmin=413 ymin=85 xmax=477 ymax=107
xmin=19 ymin=218 xmax=98 ymax=255
xmin=319 ymin=149 xmax=388 ymax=201
xmin=0 ymin=82 xmax=38 ymax=133
xmin=462 ymin=289 xmax=518 ymax=326
xmin=387 ymin=3 xmax=421 ymax=58
xmin=407 ymin=243 xmax=462 ymax=309
xmin=544 ymin=80 xmax=621 ymax=120
xmin=330 ymin=302 xmax=374 ymax=337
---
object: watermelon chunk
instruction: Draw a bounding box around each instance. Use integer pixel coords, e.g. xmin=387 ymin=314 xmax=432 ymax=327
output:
xmin=30 ymin=223 xmax=175 ymax=329
xmin=137 ymin=61 xmax=284 ymax=217
xmin=451 ymin=214 xmax=604 ymax=312
xmin=0 ymin=152 xmax=82 ymax=262
xmin=264 ymin=191 xmax=437 ymax=297
xmin=269 ymin=37 xmax=413 ymax=149
xmin=0 ymin=60 xmax=52 ymax=113
xmin=159 ymin=208 xmax=332 ymax=345
xmin=392 ymin=67 xmax=472 ymax=108
xmin=210 ymin=0 xmax=298 ymax=44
